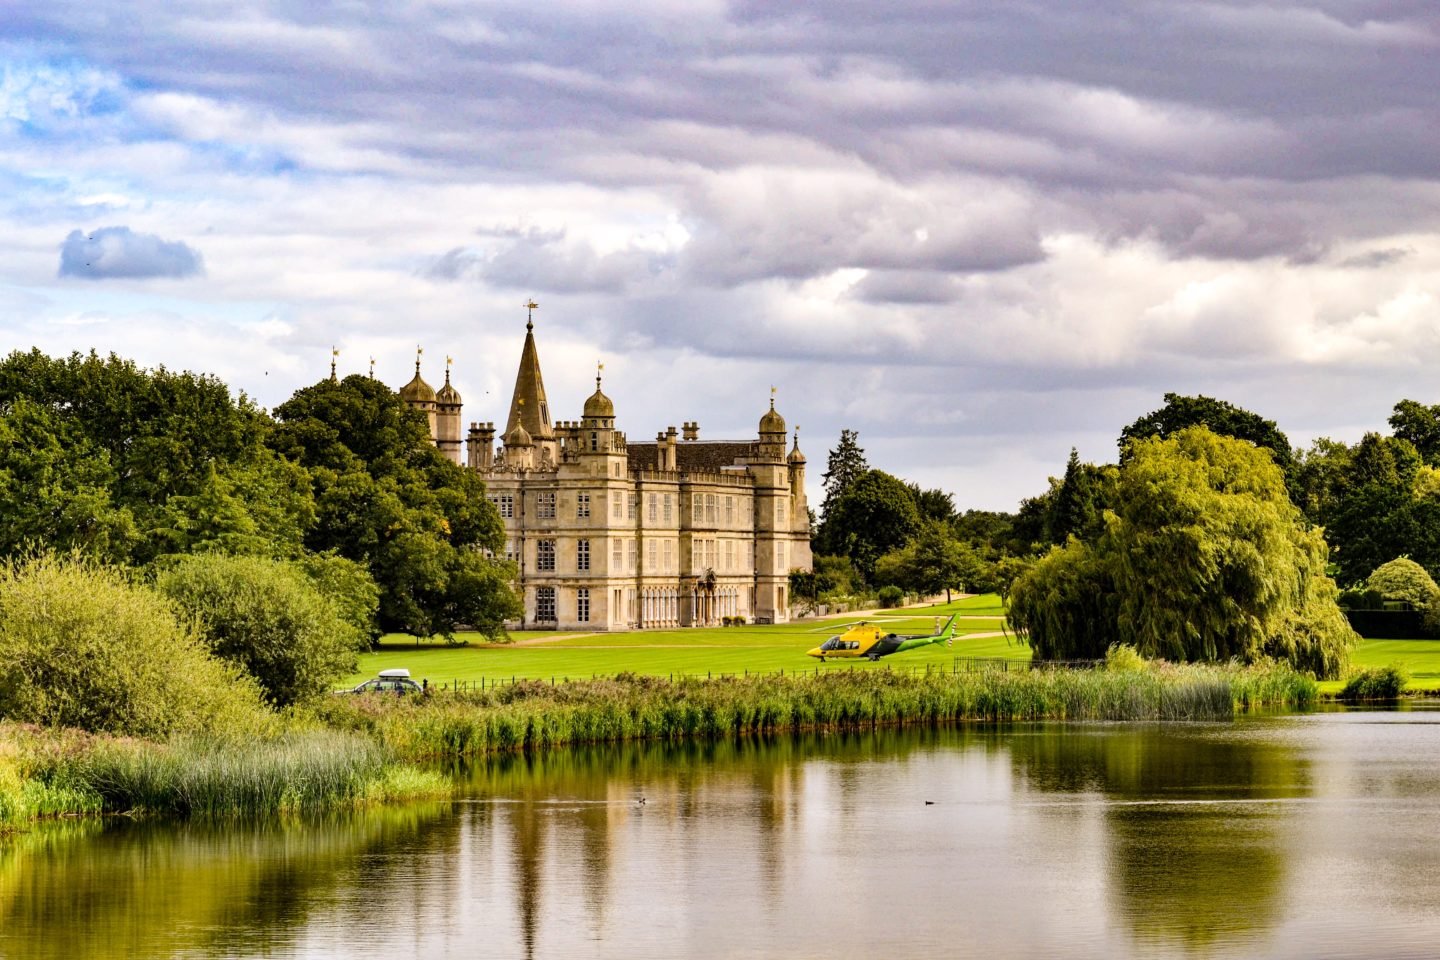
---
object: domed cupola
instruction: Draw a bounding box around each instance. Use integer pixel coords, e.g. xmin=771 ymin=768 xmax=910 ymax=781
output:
xmin=505 ymin=422 xmax=534 ymax=448
xmin=583 ymin=371 xmax=615 ymax=422
xmin=399 ymin=352 xmax=437 ymax=405
xmin=759 ymin=397 xmax=786 ymax=437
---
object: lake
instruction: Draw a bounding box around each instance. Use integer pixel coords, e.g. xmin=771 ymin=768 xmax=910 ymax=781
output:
xmin=6 ymin=709 xmax=1440 ymax=959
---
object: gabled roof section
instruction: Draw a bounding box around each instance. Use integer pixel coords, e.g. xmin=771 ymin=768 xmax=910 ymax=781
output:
xmin=505 ymin=320 xmax=554 ymax=440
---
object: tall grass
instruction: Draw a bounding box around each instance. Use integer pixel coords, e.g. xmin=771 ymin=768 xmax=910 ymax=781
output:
xmin=310 ymin=660 xmax=1318 ymax=762
xmin=1 ymin=725 xmax=448 ymax=822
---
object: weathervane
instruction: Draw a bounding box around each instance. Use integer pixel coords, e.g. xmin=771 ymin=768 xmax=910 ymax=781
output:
xmin=369 ymin=355 xmax=375 ymax=378
xmin=415 ymin=345 xmax=423 ymax=374
xmin=525 ymin=299 xmax=539 ymax=331
xmin=597 ymin=360 xmax=605 ymax=389
xmin=445 ymin=355 xmax=453 ymax=383
xmin=330 ymin=346 xmax=338 ymax=382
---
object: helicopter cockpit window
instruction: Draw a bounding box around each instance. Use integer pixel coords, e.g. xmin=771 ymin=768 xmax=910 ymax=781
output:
xmin=821 ymin=637 xmax=841 ymax=651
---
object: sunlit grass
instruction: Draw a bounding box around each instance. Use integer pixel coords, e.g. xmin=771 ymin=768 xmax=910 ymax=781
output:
xmin=350 ymin=596 xmax=1023 ymax=685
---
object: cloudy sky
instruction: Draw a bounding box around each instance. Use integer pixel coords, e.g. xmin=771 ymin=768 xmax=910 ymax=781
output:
xmin=4 ymin=1 xmax=1439 ymax=510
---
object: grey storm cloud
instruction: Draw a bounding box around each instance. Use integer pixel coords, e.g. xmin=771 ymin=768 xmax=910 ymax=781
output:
xmin=426 ymin=230 xmax=672 ymax=294
xmin=58 ymin=227 xmax=204 ymax=280
xmin=12 ymin=0 xmax=1435 ymax=305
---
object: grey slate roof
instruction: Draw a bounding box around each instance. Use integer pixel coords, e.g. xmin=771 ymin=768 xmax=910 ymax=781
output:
xmin=627 ymin=440 xmax=754 ymax=474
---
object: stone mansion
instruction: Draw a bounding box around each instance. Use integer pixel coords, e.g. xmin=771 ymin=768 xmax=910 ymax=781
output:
xmin=394 ymin=318 xmax=813 ymax=630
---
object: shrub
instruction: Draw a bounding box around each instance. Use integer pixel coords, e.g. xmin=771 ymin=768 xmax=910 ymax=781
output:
xmin=157 ymin=553 xmax=359 ymax=707
xmin=1340 ymin=664 xmax=1408 ymax=702
xmin=1366 ymin=558 xmax=1440 ymax=612
xmin=1105 ymin=643 xmax=1147 ymax=672
xmin=1337 ymin=588 xmax=1386 ymax=610
xmin=296 ymin=552 xmax=381 ymax=649
xmin=1344 ymin=664 xmax=1407 ymax=700
xmin=877 ymin=585 xmax=904 ymax=608
xmin=0 ymin=555 xmax=270 ymax=737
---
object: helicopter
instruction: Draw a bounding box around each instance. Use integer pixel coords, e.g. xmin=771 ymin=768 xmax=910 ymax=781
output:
xmin=807 ymin=615 xmax=958 ymax=662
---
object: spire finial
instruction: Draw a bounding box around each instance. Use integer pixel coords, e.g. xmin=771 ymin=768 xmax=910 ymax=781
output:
xmin=330 ymin=346 xmax=338 ymax=382
xmin=416 ymin=345 xmax=423 ymax=374
xmin=445 ymin=354 xmax=453 ymax=384
xmin=770 ymin=385 xmax=776 ymax=410
xmin=596 ymin=360 xmax=605 ymax=390
xmin=369 ymin=355 xmax=375 ymax=378
xmin=525 ymin=298 xmax=538 ymax=331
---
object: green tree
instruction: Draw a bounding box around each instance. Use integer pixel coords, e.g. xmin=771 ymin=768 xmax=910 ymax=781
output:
xmin=0 ymin=398 xmax=139 ymax=561
xmin=270 ymin=375 xmax=520 ymax=638
xmin=0 ymin=350 xmax=312 ymax=564
xmin=1293 ymin=437 xmax=1353 ymax=526
xmin=0 ymin=554 xmax=269 ymax=737
xmin=906 ymin=483 xmax=957 ymax=524
xmin=1120 ymin=393 xmax=1296 ymax=487
xmin=1389 ymin=399 xmax=1440 ymax=465
xmin=1007 ymin=541 xmax=1118 ymax=661
xmin=811 ymin=554 xmax=862 ymax=598
xmin=157 ymin=553 xmax=361 ymax=707
xmin=950 ymin=510 xmax=1015 ymax=556
xmin=1009 ymin=428 xmax=1354 ymax=677
xmin=823 ymin=469 xmax=921 ymax=582
xmin=296 ymin=551 xmax=381 ymax=650
xmin=874 ymin=521 xmax=976 ymax=602
xmin=816 ymin=429 xmax=869 ymax=554
xmin=1324 ymin=433 xmax=1435 ymax=585
xmin=1366 ymin=557 xmax=1440 ymax=611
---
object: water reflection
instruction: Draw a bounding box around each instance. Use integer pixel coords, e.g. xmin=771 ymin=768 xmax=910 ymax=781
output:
xmin=7 ymin=718 xmax=1440 ymax=959
xmin=0 ymin=804 xmax=451 ymax=960
xmin=1008 ymin=726 xmax=1310 ymax=953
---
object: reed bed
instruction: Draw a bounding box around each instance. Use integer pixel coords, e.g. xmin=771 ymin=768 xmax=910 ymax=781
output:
xmin=0 ymin=725 xmax=448 ymax=822
xmin=311 ymin=660 xmax=1318 ymax=762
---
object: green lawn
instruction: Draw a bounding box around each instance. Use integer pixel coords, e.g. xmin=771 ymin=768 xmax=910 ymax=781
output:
xmin=1314 ymin=637 xmax=1440 ymax=694
xmin=352 ymin=597 xmax=1440 ymax=694
xmin=348 ymin=595 xmax=1028 ymax=686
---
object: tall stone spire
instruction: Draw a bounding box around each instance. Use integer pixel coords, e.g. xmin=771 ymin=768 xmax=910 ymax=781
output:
xmin=505 ymin=302 xmax=554 ymax=440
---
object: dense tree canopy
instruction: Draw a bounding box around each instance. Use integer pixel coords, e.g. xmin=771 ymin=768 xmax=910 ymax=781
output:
xmin=1010 ymin=428 xmax=1355 ymax=677
xmin=1322 ymin=433 xmax=1440 ymax=585
xmin=0 ymin=350 xmax=312 ymax=564
xmin=821 ymin=469 xmax=921 ymax=581
xmin=270 ymin=375 xmax=520 ymax=638
xmin=1389 ymin=400 xmax=1440 ymax=465
xmin=874 ymin=520 xmax=982 ymax=602
xmin=1120 ymin=393 xmax=1295 ymax=487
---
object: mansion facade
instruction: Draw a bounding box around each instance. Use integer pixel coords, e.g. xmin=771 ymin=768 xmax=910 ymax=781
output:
xmin=396 ymin=319 xmax=813 ymax=630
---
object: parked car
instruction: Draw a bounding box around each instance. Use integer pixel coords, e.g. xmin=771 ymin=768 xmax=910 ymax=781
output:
xmin=345 ymin=668 xmax=422 ymax=695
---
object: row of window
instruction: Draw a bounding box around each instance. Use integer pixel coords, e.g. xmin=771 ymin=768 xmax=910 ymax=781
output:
xmin=490 ymin=489 xmax=780 ymax=530
xmin=523 ymin=536 xmax=767 ymax=574
xmin=533 ymin=585 xmax=757 ymax=625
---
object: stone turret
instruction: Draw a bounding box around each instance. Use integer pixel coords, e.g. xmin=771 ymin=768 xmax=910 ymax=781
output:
xmin=755 ymin=397 xmax=787 ymax=462
xmin=435 ymin=358 xmax=463 ymax=465
xmin=399 ymin=349 xmax=438 ymax=441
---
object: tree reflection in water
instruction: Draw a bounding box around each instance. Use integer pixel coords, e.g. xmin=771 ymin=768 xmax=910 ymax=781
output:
xmin=1007 ymin=724 xmax=1311 ymax=952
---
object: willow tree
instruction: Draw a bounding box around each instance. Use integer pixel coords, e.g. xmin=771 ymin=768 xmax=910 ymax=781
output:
xmin=1009 ymin=427 xmax=1354 ymax=677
